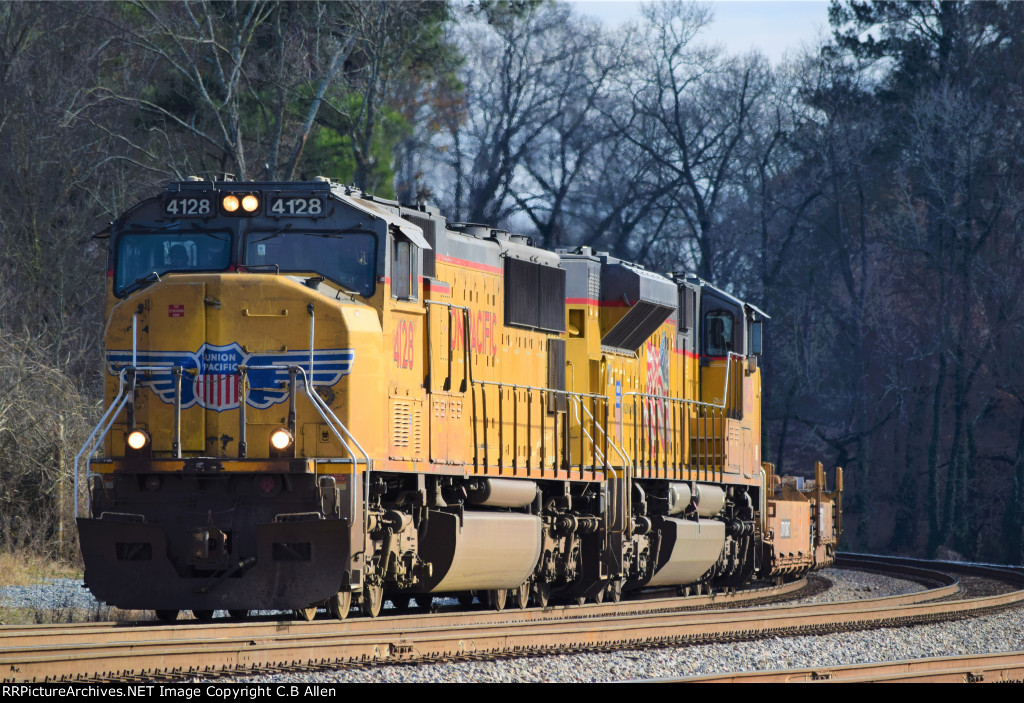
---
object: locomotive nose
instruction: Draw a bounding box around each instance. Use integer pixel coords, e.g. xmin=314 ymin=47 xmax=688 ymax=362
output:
xmin=104 ymin=272 xmax=369 ymax=461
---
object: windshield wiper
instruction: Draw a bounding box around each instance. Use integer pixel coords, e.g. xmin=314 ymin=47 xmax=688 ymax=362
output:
xmin=121 ymin=271 xmax=162 ymax=295
xmin=247 ymin=225 xmax=292 ymax=245
xmin=126 ymin=223 xmax=178 ymax=233
xmin=241 ymin=263 xmax=280 ymax=274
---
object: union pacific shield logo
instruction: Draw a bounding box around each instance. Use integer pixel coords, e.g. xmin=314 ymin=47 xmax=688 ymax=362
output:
xmin=106 ymin=343 xmax=355 ymax=412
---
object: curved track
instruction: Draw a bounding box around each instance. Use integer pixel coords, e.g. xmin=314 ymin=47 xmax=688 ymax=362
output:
xmin=2 ymin=555 xmax=1019 ymax=683
xmin=673 ymin=651 xmax=1024 ymax=683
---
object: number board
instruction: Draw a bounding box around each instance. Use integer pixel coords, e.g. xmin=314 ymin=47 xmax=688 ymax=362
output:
xmin=270 ymin=196 xmax=324 ymax=217
xmin=165 ymin=196 xmax=212 ymax=217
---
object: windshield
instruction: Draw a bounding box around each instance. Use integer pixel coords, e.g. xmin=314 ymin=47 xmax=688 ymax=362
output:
xmin=115 ymin=231 xmax=232 ymax=294
xmin=244 ymin=230 xmax=377 ymax=297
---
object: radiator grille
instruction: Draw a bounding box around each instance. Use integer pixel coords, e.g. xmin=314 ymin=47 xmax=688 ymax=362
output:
xmin=391 ymin=399 xmax=423 ymax=457
xmin=505 ymin=258 xmax=566 ymax=333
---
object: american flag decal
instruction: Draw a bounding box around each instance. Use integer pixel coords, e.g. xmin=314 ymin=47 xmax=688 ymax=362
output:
xmin=197 ymin=374 xmax=240 ymax=410
xmin=644 ymin=336 xmax=670 ymax=451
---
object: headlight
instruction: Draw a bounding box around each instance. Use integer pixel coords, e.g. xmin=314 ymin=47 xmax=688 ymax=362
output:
xmin=270 ymin=428 xmax=293 ymax=451
xmin=241 ymin=194 xmax=260 ymax=212
xmin=222 ymin=194 xmax=240 ymax=212
xmin=126 ymin=429 xmax=150 ymax=451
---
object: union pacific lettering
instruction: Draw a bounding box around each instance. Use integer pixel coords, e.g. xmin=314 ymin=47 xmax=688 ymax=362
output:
xmin=203 ymin=350 xmax=240 ymax=373
xmin=451 ymin=309 xmax=498 ymax=356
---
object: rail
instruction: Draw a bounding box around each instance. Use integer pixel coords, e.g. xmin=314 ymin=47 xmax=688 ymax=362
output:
xmin=8 ymin=554 xmax=1019 ymax=682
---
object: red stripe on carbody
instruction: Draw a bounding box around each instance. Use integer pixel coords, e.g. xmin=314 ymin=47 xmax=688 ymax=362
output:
xmin=435 ymin=254 xmax=504 ymax=275
xmin=566 ymin=297 xmax=629 ymax=307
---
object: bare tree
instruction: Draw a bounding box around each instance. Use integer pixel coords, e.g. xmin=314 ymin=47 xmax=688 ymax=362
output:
xmin=443 ymin=2 xmax=605 ymax=226
xmin=607 ymin=1 xmax=772 ymax=283
xmin=85 ymin=1 xmax=276 ymax=179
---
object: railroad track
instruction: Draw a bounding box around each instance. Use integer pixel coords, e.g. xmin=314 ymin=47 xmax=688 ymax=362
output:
xmin=1 ymin=555 xmax=1019 ymax=683
xmin=670 ymin=651 xmax=1024 ymax=683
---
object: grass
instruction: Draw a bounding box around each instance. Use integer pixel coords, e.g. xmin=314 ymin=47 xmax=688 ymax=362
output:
xmin=0 ymin=550 xmax=81 ymax=588
xmin=0 ymin=548 xmax=147 ymax=625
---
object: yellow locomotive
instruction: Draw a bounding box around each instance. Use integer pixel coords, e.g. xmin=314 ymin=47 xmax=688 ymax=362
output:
xmin=76 ymin=179 xmax=841 ymax=621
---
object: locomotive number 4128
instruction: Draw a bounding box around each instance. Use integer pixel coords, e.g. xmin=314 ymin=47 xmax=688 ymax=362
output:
xmin=165 ymin=197 xmax=211 ymax=216
xmin=270 ymin=197 xmax=323 ymax=216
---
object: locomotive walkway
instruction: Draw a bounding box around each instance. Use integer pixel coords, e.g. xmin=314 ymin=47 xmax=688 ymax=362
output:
xmin=0 ymin=556 xmax=1020 ymax=683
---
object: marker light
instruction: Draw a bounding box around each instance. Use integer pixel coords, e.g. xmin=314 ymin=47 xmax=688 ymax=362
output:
xmin=270 ymin=428 xmax=294 ymax=451
xmin=255 ymin=474 xmax=280 ymax=495
xmin=222 ymin=194 xmax=240 ymax=212
xmin=126 ymin=429 xmax=150 ymax=451
xmin=241 ymin=194 xmax=260 ymax=212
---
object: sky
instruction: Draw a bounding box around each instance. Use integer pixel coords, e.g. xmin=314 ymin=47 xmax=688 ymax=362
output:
xmin=570 ymin=1 xmax=833 ymax=64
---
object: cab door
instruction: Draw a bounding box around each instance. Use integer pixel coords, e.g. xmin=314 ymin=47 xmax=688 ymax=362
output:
xmin=387 ymin=232 xmax=428 ymax=465
xmin=699 ymin=295 xmax=742 ymax=414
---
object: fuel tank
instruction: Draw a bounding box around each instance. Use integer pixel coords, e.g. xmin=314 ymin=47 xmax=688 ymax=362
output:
xmin=416 ymin=511 xmax=542 ymax=592
xmin=646 ymin=517 xmax=725 ymax=587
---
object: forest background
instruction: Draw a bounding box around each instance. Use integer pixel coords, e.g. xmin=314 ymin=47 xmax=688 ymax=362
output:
xmin=2 ymin=0 xmax=1023 ymax=565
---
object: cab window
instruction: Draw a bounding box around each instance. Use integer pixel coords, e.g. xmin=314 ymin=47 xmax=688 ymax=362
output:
xmin=392 ymin=237 xmax=415 ymax=300
xmin=244 ymin=230 xmax=377 ymax=297
xmin=704 ymin=310 xmax=735 ymax=357
xmin=115 ymin=231 xmax=231 ymax=295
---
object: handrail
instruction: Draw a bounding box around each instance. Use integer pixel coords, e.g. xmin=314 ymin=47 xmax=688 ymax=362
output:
xmin=471 ymin=379 xmax=629 ymax=472
xmin=568 ymin=396 xmax=605 ymax=466
xmin=74 ymin=364 xmax=178 ymax=520
xmin=622 ymin=351 xmax=743 ymax=412
xmin=75 ymin=359 xmax=372 ymax=529
xmin=297 ymin=366 xmax=371 ymax=532
xmin=567 ymin=395 xmax=630 ymax=473
xmin=472 ymin=378 xmax=610 ymax=402
xmin=759 ymin=466 xmax=767 ymax=534
xmin=247 ymin=364 xmax=371 ymax=530
xmin=621 ymin=351 xmax=744 ymax=472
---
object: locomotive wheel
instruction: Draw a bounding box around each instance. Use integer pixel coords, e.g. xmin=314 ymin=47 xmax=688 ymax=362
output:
xmin=228 ymin=609 xmax=249 ymax=619
xmin=592 ymin=586 xmax=604 ymax=604
xmin=514 ymin=583 xmax=530 ymax=610
xmin=327 ymin=591 xmax=351 ymax=620
xmin=155 ymin=610 xmax=179 ymax=623
xmin=362 ymin=584 xmax=383 ymax=618
xmin=532 ymin=581 xmax=550 ymax=608
xmin=486 ymin=588 xmax=507 ymax=612
xmin=192 ymin=610 xmax=214 ymax=622
xmin=294 ymin=606 xmax=317 ymax=622
xmin=574 ymin=595 xmax=587 ymax=606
